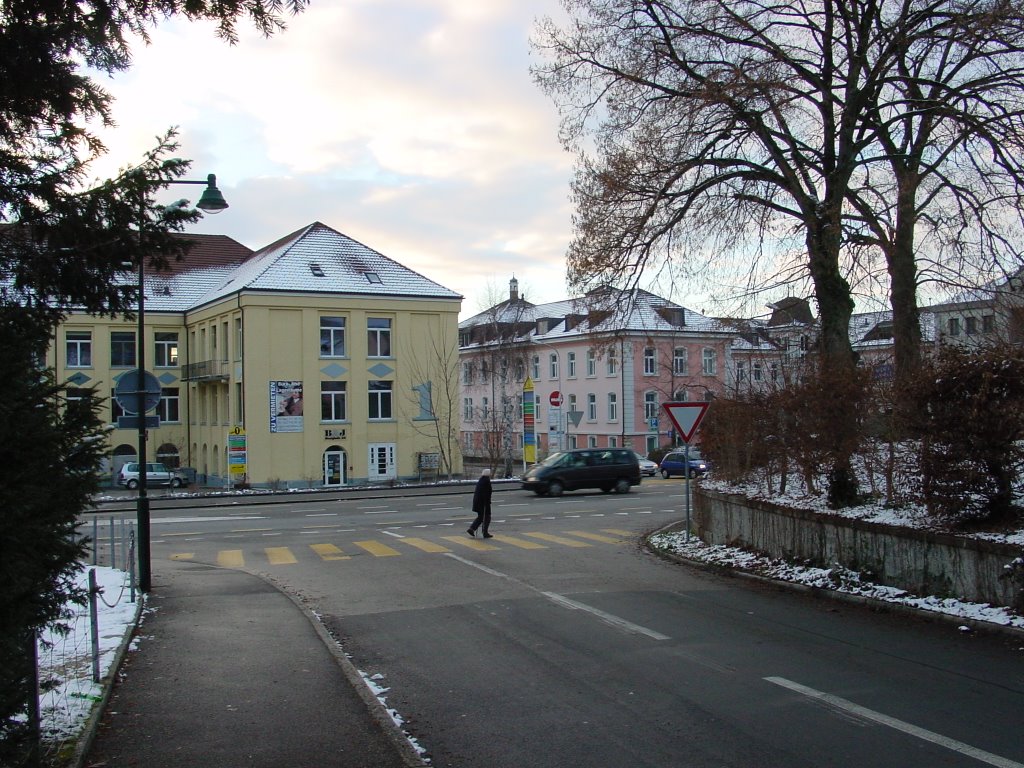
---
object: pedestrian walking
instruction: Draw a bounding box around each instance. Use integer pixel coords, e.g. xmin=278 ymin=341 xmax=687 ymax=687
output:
xmin=467 ymin=468 xmax=493 ymax=538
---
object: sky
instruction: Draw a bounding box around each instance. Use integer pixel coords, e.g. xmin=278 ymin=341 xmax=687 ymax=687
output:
xmin=89 ymin=0 xmax=585 ymax=319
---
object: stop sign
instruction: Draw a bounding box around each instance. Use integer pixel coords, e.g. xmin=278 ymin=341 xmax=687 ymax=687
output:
xmin=549 ymin=390 xmax=564 ymax=407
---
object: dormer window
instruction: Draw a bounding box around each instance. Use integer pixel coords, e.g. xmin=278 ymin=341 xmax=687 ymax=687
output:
xmin=310 ymin=263 xmax=325 ymax=277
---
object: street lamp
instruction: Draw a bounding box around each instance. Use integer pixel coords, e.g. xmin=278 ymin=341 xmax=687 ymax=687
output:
xmin=136 ymin=174 xmax=228 ymax=592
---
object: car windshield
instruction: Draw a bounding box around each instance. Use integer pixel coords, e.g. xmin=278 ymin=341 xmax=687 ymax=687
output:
xmin=539 ymin=451 xmax=569 ymax=467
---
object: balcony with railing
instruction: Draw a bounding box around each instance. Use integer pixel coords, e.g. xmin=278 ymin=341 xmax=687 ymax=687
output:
xmin=182 ymin=359 xmax=230 ymax=382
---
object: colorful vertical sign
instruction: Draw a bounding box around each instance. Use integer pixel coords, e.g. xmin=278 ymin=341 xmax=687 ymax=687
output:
xmin=228 ymin=427 xmax=247 ymax=477
xmin=523 ymin=377 xmax=536 ymax=464
xmin=270 ymin=380 xmax=304 ymax=433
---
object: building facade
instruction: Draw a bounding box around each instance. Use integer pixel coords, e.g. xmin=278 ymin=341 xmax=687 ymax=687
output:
xmin=50 ymin=223 xmax=463 ymax=488
xmin=458 ymin=280 xmax=734 ymax=467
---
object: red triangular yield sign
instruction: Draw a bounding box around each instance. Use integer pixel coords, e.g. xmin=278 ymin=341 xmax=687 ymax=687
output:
xmin=661 ymin=402 xmax=710 ymax=443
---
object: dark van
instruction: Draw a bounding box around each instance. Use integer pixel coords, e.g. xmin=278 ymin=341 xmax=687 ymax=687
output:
xmin=522 ymin=448 xmax=641 ymax=496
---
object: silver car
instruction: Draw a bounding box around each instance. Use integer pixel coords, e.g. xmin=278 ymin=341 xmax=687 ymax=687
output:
xmin=633 ymin=452 xmax=659 ymax=477
xmin=117 ymin=462 xmax=185 ymax=489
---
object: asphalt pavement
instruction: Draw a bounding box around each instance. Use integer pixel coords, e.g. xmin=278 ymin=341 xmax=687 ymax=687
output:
xmin=81 ymin=558 xmax=423 ymax=768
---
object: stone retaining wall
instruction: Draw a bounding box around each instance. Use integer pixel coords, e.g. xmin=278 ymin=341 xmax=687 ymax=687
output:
xmin=693 ymin=489 xmax=1024 ymax=611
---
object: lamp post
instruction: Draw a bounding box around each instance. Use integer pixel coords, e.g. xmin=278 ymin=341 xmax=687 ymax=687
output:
xmin=137 ymin=174 xmax=228 ymax=592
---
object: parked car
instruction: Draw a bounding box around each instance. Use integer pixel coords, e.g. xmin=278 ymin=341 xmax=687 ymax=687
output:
xmin=659 ymin=450 xmax=708 ymax=479
xmin=633 ymin=452 xmax=659 ymax=477
xmin=522 ymin=448 xmax=641 ymax=496
xmin=117 ymin=462 xmax=186 ymax=489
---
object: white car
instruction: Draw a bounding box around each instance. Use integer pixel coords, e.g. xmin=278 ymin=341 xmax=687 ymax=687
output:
xmin=117 ymin=462 xmax=185 ymax=489
xmin=633 ymin=452 xmax=659 ymax=477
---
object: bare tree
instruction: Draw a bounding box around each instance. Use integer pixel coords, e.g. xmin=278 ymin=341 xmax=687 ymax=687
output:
xmin=402 ymin=329 xmax=463 ymax=481
xmin=533 ymin=0 xmax=874 ymax=503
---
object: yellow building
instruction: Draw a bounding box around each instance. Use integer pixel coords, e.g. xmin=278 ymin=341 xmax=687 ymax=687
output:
xmin=50 ymin=222 xmax=464 ymax=488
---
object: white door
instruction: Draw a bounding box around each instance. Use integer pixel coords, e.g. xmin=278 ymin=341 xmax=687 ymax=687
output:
xmin=367 ymin=443 xmax=396 ymax=482
xmin=324 ymin=448 xmax=346 ymax=487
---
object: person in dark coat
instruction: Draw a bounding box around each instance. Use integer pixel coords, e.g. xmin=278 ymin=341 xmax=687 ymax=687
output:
xmin=467 ymin=468 xmax=493 ymax=538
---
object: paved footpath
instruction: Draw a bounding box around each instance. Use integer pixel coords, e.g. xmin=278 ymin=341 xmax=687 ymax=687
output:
xmin=83 ymin=559 xmax=421 ymax=768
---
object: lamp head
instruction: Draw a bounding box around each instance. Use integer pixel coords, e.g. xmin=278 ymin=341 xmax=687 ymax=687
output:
xmin=196 ymin=174 xmax=229 ymax=213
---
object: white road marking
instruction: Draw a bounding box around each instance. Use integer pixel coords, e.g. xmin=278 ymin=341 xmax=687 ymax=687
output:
xmin=383 ymin=530 xmax=405 ymax=539
xmin=306 ymin=512 xmax=338 ymax=517
xmin=765 ymin=677 xmax=1023 ymax=768
xmin=445 ymin=554 xmax=669 ymax=641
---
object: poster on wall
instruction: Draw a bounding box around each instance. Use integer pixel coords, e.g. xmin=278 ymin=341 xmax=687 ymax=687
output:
xmin=270 ymin=380 xmax=304 ymax=433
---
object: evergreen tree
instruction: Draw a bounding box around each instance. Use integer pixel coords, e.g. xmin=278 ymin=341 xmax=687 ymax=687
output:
xmin=0 ymin=2 xmax=308 ymax=760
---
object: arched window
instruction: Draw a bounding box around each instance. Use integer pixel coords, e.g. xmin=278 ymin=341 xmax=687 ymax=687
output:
xmin=156 ymin=443 xmax=181 ymax=468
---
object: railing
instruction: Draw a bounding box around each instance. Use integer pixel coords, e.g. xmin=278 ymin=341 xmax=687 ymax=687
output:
xmin=182 ymin=359 xmax=230 ymax=382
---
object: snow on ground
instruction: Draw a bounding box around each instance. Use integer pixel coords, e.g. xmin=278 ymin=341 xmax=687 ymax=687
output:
xmin=36 ymin=566 xmax=141 ymax=752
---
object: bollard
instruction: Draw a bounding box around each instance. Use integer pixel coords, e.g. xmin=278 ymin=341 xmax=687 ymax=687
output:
xmin=129 ymin=531 xmax=137 ymax=604
xmin=108 ymin=516 xmax=115 ymax=569
xmin=92 ymin=517 xmax=98 ymax=566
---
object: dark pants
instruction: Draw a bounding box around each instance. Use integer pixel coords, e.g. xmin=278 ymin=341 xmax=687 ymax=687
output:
xmin=469 ymin=508 xmax=491 ymax=534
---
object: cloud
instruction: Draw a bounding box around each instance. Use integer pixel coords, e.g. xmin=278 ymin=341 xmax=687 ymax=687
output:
xmin=90 ymin=0 xmax=576 ymax=315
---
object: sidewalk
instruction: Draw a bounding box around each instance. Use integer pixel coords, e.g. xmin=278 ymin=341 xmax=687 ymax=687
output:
xmin=81 ymin=559 xmax=422 ymax=768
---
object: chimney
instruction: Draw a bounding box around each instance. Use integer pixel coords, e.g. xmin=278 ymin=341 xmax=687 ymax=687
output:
xmin=510 ymin=276 xmax=519 ymax=302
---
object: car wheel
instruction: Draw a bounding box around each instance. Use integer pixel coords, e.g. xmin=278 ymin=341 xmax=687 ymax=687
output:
xmin=661 ymin=469 xmax=670 ymax=479
xmin=534 ymin=489 xmax=546 ymax=496
xmin=547 ymin=480 xmax=564 ymax=497
xmin=614 ymin=478 xmax=631 ymax=494
xmin=126 ymin=479 xmax=138 ymax=490
xmin=170 ymin=478 xmax=182 ymax=488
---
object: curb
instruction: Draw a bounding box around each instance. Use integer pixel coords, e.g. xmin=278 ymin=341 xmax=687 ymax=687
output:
xmin=642 ymin=521 xmax=1024 ymax=642
xmin=69 ymin=590 xmax=146 ymax=768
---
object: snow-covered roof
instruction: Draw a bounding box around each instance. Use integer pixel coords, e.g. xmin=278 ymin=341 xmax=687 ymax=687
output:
xmin=460 ymin=287 xmax=731 ymax=346
xmin=141 ymin=223 xmax=460 ymax=313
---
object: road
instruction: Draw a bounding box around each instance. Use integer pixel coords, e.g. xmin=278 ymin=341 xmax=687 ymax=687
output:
xmin=91 ymin=480 xmax=1024 ymax=768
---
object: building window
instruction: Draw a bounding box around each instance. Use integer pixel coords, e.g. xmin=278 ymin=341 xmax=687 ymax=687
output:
xmin=531 ymin=355 xmax=540 ymax=380
xmin=586 ymin=349 xmax=596 ymax=376
xmin=983 ymin=314 xmax=995 ymax=333
xmin=462 ymin=361 xmax=474 ymax=385
xmin=567 ymin=351 xmax=577 ymax=378
xmin=673 ymin=389 xmax=688 ymax=401
xmin=320 ymin=316 xmax=347 ymax=357
xmin=66 ymin=331 xmax=92 ymax=368
xmin=965 ymin=316 xmax=977 ymax=335
xmin=154 ymin=332 xmax=179 ymax=367
xmin=368 ymin=380 xmax=393 ymax=419
xmin=157 ymin=388 xmax=180 ymax=423
xmin=702 ymin=348 xmax=717 ymax=375
xmin=644 ymin=347 xmax=656 ymax=375
xmin=482 ymin=396 xmax=490 ymax=419
xmin=753 ymin=361 xmax=763 ymax=381
xmin=110 ymin=331 xmax=136 ymax=367
xmin=770 ymin=362 xmax=779 ymax=382
xmin=644 ymin=391 xmax=658 ymax=420
xmin=736 ymin=361 xmax=747 ymax=383
xmin=587 ymin=393 xmax=597 ymax=421
xmin=608 ymin=392 xmax=618 ymax=421
xmin=515 ymin=358 xmax=525 ymax=381
xmin=463 ymin=397 xmax=473 ymax=421
xmin=321 ymin=381 xmax=347 ymax=422
xmin=235 ymin=318 xmax=243 ymax=361
xmin=948 ymin=317 xmax=961 ymax=336
xmin=367 ymin=318 xmax=392 ymax=357
xmin=609 ymin=436 xmax=618 ymax=447
xmin=588 ymin=435 xmax=597 ymax=448
xmin=549 ymin=353 xmax=559 ymax=380
xmin=569 ymin=435 xmax=578 ymax=449
xmin=606 ymin=348 xmax=618 ymax=375
xmin=673 ymin=347 xmax=688 ymax=375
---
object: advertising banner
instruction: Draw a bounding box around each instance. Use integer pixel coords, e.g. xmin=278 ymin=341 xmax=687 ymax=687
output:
xmin=270 ymin=380 xmax=304 ymax=433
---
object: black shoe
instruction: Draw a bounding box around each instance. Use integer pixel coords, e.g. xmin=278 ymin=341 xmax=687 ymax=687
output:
xmin=467 ymin=528 xmax=476 ymax=537
xmin=483 ymin=533 xmax=493 ymax=538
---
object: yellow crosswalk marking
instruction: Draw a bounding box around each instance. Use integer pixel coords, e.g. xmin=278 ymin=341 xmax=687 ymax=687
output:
xmin=217 ymin=549 xmax=244 ymax=568
xmin=601 ymin=529 xmax=633 ymax=537
xmin=490 ymin=534 xmax=547 ymax=549
xmin=310 ymin=543 xmax=350 ymax=561
xmin=442 ymin=535 xmax=499 ymax=551
xmin=565 ymin=530 xmax=623 ymax=544
xmin=401 ymin=538 xmax=451 ymax=553
xmin=266 ymin=547 xmax=297 ymax=565
xmin=355 ymin=540 xmax=400 ymax=557
xmin=523 ymin=532 xmax=591 ymax=547
xmin=169 ymin=553 xmax=194 ymax=561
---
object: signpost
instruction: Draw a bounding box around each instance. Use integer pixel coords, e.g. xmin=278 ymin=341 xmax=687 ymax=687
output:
xmin=549 ymin=390 xmax=563 ymax=407
xmin=661 ymin=401 xmax=711 ymax=540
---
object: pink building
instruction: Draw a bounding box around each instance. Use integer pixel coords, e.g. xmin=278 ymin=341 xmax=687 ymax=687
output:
xmin=458 ymin=280 xmax=733 ymax=470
